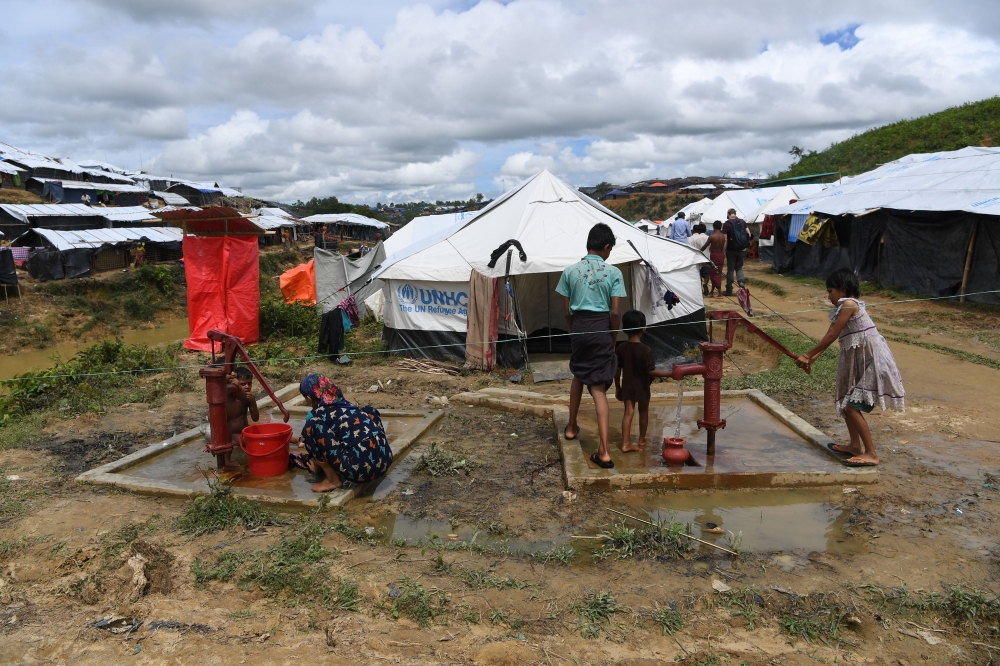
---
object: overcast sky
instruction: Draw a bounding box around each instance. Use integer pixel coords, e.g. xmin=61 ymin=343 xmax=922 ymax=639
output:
xmin=2 ymin=1 xmax=999 ymax=203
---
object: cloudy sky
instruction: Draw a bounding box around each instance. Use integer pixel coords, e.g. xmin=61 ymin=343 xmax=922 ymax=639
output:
xmin=2 ymin=1 xmax=999 ymax=203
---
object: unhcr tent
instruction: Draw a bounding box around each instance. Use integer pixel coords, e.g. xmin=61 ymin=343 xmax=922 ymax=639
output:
xmin=768 ymin=147 xmax=1000 ymax=304
xmin=374 ymin=170 xmax=708 ymax=365
xmin=700 ymin=188 xmax=783 ymax=224
xmin=383 ymin=211 xmax=480 ymax=260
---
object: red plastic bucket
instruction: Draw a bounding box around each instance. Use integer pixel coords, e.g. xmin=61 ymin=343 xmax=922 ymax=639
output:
xmin=240 ymin=423 xmax=292 ymax=477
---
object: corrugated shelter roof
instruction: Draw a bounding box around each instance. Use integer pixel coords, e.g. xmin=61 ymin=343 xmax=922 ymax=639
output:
xmin=153 ymin=191 xmax=190 ymax=206
xmin=154 ymin=206 xmax=266 ymax=235
xmin=29 ymin=177 xmax=148 ymax=193
xmin=303 ymin=213 xmax=389 ymax=229
xmin=13 ymin=227 xmax=182 ymax=251
xmin=0 ymin=161 xmax=26 ymax=175
xmin=0 ymin=204 xmax=156 ymax=224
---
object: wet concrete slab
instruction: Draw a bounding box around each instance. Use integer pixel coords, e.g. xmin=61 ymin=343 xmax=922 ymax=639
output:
xmin=76 ymin=384 xmax=444 ymax=508
xmin=453 ymin=388 xmax=879 ymax=490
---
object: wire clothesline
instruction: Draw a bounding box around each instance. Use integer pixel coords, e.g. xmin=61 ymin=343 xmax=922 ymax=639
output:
xmin=1 ymin=287 xmax=999 ymax=384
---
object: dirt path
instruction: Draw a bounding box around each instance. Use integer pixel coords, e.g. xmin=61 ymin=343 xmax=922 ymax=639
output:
xmin=2 ymin=270 xmax=1000 ymax=665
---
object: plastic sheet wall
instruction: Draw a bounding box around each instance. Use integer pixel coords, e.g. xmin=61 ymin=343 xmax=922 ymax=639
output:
xmin=183 ymin=236 xmax=260 ymax=351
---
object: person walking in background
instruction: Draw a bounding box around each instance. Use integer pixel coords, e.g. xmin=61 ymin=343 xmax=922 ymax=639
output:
xmin=668 ymin=211 xmax=691 ymax=243
xmin=706 ymin=221 xmax=727 ymax=298
xmin=688 ymin=223 xmax=711 ymax=295
xmin=556 ymin=223 xmax=625 ymax=469
xmin=722 ymin=208 xmax=749 ymax=296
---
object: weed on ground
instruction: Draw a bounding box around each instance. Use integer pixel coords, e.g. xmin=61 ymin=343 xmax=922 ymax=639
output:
xmin=102 ymin=516 xmax=163 ymax=558
xmin=721 ymin=327 xmax=836 ymax=395
xmin=177 ymin=477 xmax=282 ymax=536
xmin=594 ymin=515 xmax=692 ymax=561
xmin=386 ymin=576 xmax=449 ymax=627
xmin=413 ymin=442 xmax=474 ymax=476
xmin=746 ymin=277 xmax=787 ymax=297
xmin=573 ymin=590 xmax=623 ymax=639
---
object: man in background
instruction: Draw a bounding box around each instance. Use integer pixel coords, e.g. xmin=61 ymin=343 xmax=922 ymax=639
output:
xmin=668 ymin=211 xmax=691 ymax=244
xmin=722 ymin=208 xmax=749 ymax=296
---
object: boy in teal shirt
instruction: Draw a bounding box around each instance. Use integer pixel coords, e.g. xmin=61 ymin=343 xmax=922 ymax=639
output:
xmin=556 ymin=223 xmax=625 ymax=468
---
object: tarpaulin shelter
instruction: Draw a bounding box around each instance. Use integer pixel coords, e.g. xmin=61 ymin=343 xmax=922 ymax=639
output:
xmin=155 ymin=207 xmax=266 ymax=351
xmin=303 ymin=213 xmax=391 ymax=242
xmin=314 ymin=243 xmax=386 ymax=319
xmin=0 ymin=247 xmax=19 ymax=300
xmin=699 ymin=188 xmax=784 ymax=224
xmin=373 ymin=170 xmax=708 ymax=366
xmin=12 ymin=226 xmax=183 ymax=279
xmin=279 ymin=259 xmax=316 ymax=304
xmin=768 ymin=147 xmax=1000 ymax=304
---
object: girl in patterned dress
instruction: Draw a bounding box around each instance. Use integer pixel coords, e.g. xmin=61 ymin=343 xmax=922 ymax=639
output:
xmin=795 ymin=269 xmax=905 ymax=467
xmin=298 ymin=374 xmax=393 ymax=492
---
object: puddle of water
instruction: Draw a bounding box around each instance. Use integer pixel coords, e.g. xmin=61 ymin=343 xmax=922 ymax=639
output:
xmin=624 ymin=488 xmax=864 ymax=556
xmin=1 ymin=318 xmax=190 ymax=381
xmin=373 ymin=513 xmax=571 ymax=557
xmin=576 ymin=397 xmax=838 ymax=475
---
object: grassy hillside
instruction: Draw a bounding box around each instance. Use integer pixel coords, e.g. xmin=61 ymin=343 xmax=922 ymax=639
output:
xmin=603 ymin=192 xmax=703 ymax=222
xmin=777 ymin=97 xmax=1000 ymax=179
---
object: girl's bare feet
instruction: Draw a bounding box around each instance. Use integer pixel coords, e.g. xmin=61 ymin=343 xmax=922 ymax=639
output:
xmin=638 ymin=437 xmax=649 ymax=447
xmin=844 ymin=453 xmax=879 ymax=466
xmin=621 ymin=441 xmax=641 ymax=453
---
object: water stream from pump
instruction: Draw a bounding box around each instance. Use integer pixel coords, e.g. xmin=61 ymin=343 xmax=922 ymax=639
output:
xmin=672 ymin=378 xmax=685 ymax=439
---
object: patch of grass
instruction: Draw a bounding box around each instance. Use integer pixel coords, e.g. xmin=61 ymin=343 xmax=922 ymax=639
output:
xmin=883 ymin=334 xmax=1000 ymax=371
xmin=177 ymin=477 xmax=282 ymax=537
xmin=594 ymin=515 xmax=692 ymax=561
xmin=715 ymin=588 xmax=761 ymax=630
xmin=0 ymin=535 xmax=35 ymax=560
xmin=413 ymin=442 xmax=474 ymax=477
xmin=455 ymin=567 xmax=528 ymax=590
xmin=745 ymin=278 xmax=787 ymax=297
xmin=779 ymin=602 xmax=847 ymax=643
xmin=102 ymin=516 xmax=162 ymax=558
xmin=0 ymin=469 xmax=42 ymax=526
xmin=936 ymin=586 xmax=1000 ymax=636
xmin=651 ymin=604 xmax=683 ymax=634
xmin=573 ymin=591 xmax=622 ymax=639
xmin=1 ymin=339 xmax=190 ymax=417
xmin=192 ymin=521 xmax=360 ymax=610
xmin=326 ymin=513 xmax=382 ymax=545
xmin=343 ymin=316 xmax=389 ymax=364
xmin=387 ymin=576 xmax=448 ymax=627
xmin=0 ymin=411 xmax=47 ymax=451
xmin=721 ymin=327 xmax=836 ymax=395
xmin=259 ymin=300 xmax=320 ymax=341
xmin=230 ymin=609 xmax=257 ymax=620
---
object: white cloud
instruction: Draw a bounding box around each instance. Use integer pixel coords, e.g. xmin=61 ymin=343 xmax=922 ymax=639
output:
xmin=3 ymin=1 xmax=1000 ymax=201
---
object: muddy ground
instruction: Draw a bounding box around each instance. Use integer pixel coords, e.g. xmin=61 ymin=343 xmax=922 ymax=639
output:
xmin=2 ymin=264 xmax=1000 ymax=665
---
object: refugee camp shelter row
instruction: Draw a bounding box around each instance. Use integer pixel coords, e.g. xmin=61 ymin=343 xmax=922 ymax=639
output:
xmin=28 ymin=178 xmax=151 ymax=207
xmin=165 ymin=182 xmax=244 ymax=207
xmin=768 ymin=147 xmax=1000 ymax=305
xmin=0 ymin=204 xmax=161 ymax=239
xmin=304 ymin=213 xmax=392 ymax=242
xmin=373 ymin=170 xmax=709 ymax=367
xmin=12 ymin=226 xmax=183 ymax=281
xmin=0 ymin=161 xmax=26 ymax=189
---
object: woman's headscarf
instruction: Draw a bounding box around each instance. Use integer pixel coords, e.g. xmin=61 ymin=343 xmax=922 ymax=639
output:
xmin=299 ymin=373 xmax=344 ymax=405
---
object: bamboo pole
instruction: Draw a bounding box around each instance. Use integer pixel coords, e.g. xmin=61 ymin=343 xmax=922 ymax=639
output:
xmin=606 ymin=508 xmax=738 ymax=555
xmin=960 ymin=220 xmax=979 ymax=303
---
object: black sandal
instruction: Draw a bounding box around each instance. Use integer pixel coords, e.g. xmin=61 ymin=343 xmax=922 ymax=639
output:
xmin=590 ymin=452 xmax=614 ymax=469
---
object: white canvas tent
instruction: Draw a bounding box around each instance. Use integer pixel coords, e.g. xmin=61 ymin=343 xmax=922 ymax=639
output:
xmin=374 ymin=170 xmax=708 ymax=364
xmin=745 ymin=184 xmax=829 ymax=222
xmin=700 ymin=188 xmax=784 ymax=224
xmin=665 ymin=197 xmax=714 ymax=225
xmin=383 ymin=210 xmax=480 ymax=259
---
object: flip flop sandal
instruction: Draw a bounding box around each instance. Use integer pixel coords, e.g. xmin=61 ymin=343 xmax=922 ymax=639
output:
xmin=563 ymin=426 xmax=579 ymax=441
xmin=590 ymin=452 xmax=614 ymax=469
xmin=827 ymin=443 xmax=854 ymax=456
xmin=843 ymin=458 xmax=878 ymax=467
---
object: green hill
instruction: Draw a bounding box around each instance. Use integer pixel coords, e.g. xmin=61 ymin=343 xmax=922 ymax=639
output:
xmin=777 ymin=97 xmax=1000 ymax=180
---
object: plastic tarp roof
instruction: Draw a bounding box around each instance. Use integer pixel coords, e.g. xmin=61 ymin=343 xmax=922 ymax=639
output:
xmin=0 ymin=204 xmax=156 ymax=224
xmin=700 ymin=187 xmax=785 ymax=224
xmin=375 ymin=170 xmax=707 ymax=283
xmin=154 ymin=207 xmax=265 ymax=235
xmin=314 ymin=243 xmax=386 ymax=317
xmin=382 ymin=210 xmax=480 ymax=259
xmin=771 ymin=147 xmax=1000 ymax=217
xmin=303 ymin=213 xmax=390 ymax=229
xmin=14 ymin=227 xmax=182 ymax=251
xmin=153 ymin=191 xmax=190 ymax=206
xmin=0 ymin=161 xmax=25 ymax=175
xmin=29 ymin=177 xmax=148 ymax=193
xmin=257 ymin=207 xmax=301 ymax=220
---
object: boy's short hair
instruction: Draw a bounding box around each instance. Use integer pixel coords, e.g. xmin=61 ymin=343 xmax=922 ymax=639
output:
xmin=235 ymin=366 xmax=253 ymax=380
xmin=727 ymin=208 xmax=737 ymax=216
xmin=825 ymin=268 xmax=861 ymax=298
xmin=622 ymin=309 xmax=646 ymax=333
xmin=586 ymin=223 xmax=617 ymax=252
xmin=713 ymin=220 xmax=722 ymax=230
xmin=676 ymin=212 xmax=685 ymax=219
xmin=695 ymin=223 xmax=706 ymax=234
